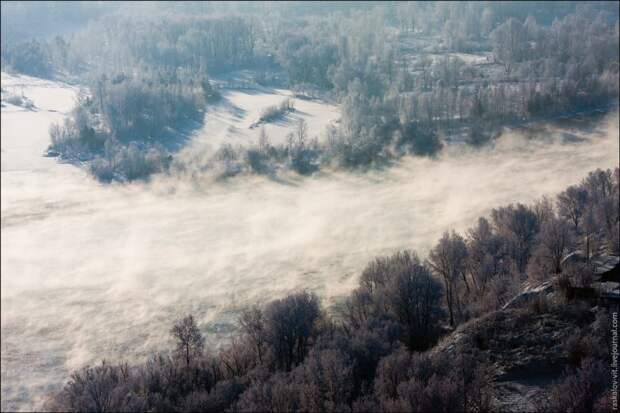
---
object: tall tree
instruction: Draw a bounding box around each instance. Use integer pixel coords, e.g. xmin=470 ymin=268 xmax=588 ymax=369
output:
xmin=428 ymin=231 xmax=469 ymax=326
xmin=171 ymin=314 xmax=205 ymax=367
xmin=557 ymin=185 xmax=589 ymax=231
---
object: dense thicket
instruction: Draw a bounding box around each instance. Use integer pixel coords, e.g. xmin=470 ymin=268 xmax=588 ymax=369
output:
xmin=45 ymin=167 xmax=619 ymax=411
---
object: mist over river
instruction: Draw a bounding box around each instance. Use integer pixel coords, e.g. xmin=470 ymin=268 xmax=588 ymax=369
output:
xmin=1 ymin=72 xmax=618 ymax=411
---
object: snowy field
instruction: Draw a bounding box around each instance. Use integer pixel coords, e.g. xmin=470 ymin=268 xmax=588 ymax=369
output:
xmin=1 ymin=72 xmax=619 ymax=411
xmin=176 ymin=85 xmax=340 ymax=167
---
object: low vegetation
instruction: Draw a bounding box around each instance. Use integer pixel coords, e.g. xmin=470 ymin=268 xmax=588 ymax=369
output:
xmin=45 ymin=168 xmax=619 ymax=411
xmin=1 ymin=88 xmax=35 ymax=109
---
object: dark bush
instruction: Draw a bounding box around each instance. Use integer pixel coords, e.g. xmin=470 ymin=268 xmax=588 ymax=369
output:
xmin=263 ymin=291 xmax=323 ymax=371
xmin=547 ymin=358 xmax=610 ymax=413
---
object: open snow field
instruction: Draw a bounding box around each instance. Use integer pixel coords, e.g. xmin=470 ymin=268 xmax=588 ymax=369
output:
xmin=1 ymin=72 xmax=618 ymax=411
xmin=176 ymin=86 xmax=340 ymax=167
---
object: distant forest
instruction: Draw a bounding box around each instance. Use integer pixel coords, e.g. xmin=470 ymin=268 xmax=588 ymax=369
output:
xmin=45 ymin=167 xmax=620 ymax=411
xmin=1 ymin=1 xmax=618 ymax=181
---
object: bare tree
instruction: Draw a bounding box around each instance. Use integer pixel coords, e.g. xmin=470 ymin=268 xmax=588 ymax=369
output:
xmin=466 ymin=217 xmax=507 ymax=296
xmin=384 ymin=251 xmax=443 ymax=350
xmin=491 ymin=203 xmax=539 ymax=273
xmin=536 ymin=217 xmax=574 ymax=275
xmin=264 ymin=291 xmax=322 ymax=371
xmin=533 ymin=196 xmax=555 ymax=227
xmin=581 ymin=169 xmax=613 ymax=204
xmin=171 ymin=314 xmax=205 ymax=367
xmin=490 ymin=17 xmax=527 ymax=75
xmin=296 ymin=118 xmax=308 ymax=147
xmin=581 ymin=207 xmax=597 ymax=264
xmin=239 ymin=306 xmax=266 ymax=364
xmin=296 ymin=348 xmax=355 ymax=411
xmin=258 ymin=127 xmax=270 ymax=153
xmin=557 ymin=185 xmax=589 ymax=230
xmin=428 ymin=231 xmax=469 ymax=326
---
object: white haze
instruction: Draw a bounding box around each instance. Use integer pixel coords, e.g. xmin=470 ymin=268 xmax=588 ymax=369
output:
xmin=1 ymin=72 xmax=618 ymax=411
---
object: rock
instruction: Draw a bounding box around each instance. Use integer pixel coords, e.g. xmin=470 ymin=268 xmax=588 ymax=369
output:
xmin=502 ymin=280 xmax=554 ymax=310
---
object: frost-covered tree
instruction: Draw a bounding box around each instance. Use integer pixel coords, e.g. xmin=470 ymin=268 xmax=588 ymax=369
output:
xmin=171 ymin=314 xmax=205 ymax=366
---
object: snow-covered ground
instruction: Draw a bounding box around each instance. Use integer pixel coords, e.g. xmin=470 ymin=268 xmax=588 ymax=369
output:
xmin=1 ymin=72 xmax=619 ymax=411
xmin=176 ymin=86 xmax=339 ymax=166
xmin=424 ymin=52 xmax=492 ymax=65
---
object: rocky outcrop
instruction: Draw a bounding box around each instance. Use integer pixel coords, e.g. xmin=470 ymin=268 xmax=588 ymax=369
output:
xmin=430 ymin=302 xmax=600 ymax=412
xmin=502 ymin=280 xmax=554 ymax=311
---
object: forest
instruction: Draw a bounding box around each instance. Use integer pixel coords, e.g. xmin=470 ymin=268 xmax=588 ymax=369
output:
xmin=44 ymin=167 xmax=620 ymax=411
xmin=2 ymin=1 xmax=618 ymax=181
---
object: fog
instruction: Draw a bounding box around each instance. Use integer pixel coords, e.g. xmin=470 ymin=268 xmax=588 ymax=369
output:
xmin=1 ymin=73 xmax=618 ymax=411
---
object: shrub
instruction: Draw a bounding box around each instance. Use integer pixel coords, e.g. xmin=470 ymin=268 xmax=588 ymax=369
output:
xmin=547 ymin=358 xmax=609 ymax=413
xmin=374 ymin=348 xmax=415 ymax=401
xmin=6 ymin=94 xmax=22 ymax=105
xmin=528 ymin=294 xmax=550 ymax=315
xmin=44 ymin=361 xmax=145 ymax=412
xmin=5 ymin=94 xmax=33 ymax=108
xmin=89 ymin=158 xmax=115 ymax=182
xmin=259 ymin=98 xmax=295 ymax=123
xmin=290 ymin=146 xmax=319 ymax=175
xmin=211 ymin=144 xmax=243 ymax=178
xmin=245 ymin=148 xmax=267 ymax=174
xmin=563 ymin=330 xmax=589 ymax=368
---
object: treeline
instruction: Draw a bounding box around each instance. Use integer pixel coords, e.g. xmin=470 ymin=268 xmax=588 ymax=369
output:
xmin=331 ymin=6 xmax=618 ymax=157
xmin=242 ymin=3 xmax=619 ymax=168
xmin=0 ymin=1 xmax=115 ymax=77
xmin=195 ymin=116 xmax=436 ymax=179
xmin=45 ymin=167 xmax=619 ymax=411
xmin=391 ymin=1 xmax=617 ymax=52
xmin=2 ymin=2 xmax=618 ymax=180
xmin=0 ymin=36 xmax=77 ymax=78
xmin=1 ymin=5 xmax=256 ymax=76
xmin=70 ymin=14 xmax=256 ymax=75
